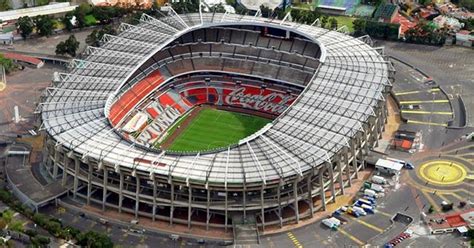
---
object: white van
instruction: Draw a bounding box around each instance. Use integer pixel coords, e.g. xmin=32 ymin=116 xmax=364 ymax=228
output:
xmin=372 ymin=175 xmax=386 ymax=184
xmin=322 ymin=217 xmax=341 ymax=229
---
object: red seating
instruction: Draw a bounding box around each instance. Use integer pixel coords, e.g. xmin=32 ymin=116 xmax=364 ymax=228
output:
xmin=146 ymin=107 xmax=159 ymax=119
xmin=109 ymin=71 xmax=164 ymax=126
xmin=159 ymin=93 xmax=185 ymax=113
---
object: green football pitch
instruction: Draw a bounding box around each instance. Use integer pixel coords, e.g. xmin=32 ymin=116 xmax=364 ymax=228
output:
xmin=166 ymin=108 xmax=272 ymax=152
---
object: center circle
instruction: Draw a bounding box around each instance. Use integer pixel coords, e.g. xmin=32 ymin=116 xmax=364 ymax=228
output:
xmin=418 ymin=160 xmax=467 ymax=185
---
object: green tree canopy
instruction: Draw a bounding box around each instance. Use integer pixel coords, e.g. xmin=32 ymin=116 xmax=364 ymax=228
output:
xmin=17 ymin=16 xmax=34 ymax=39
xmin=56 ymin=35 xmax=80 ymax=57
xmin=329 ymin=17 xmax=338 ymax=30
xmin=0 ymin=54 xmax=14 ymax=73
xmin=62 ymin=13 xmax=74 ymax=32
xmin=0 ymin=0 xmax=10 ymax=11
xmin=34 ymin=15 xmax=55 ymax=37
xmin=86 ymin=26 xmax=117 ymax=47
xmin=76 ymin=231 xmax=113 ymax=248
xmin=353 ymin=18 xmax=367 ymax=37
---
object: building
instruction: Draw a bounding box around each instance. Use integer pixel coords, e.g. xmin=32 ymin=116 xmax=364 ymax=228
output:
xmin=374 ymin=3 xmax=400 ymax=23
xmin=456 ymin=30 xmax=474 ymax=47
xmin=433 ymin=15 xmax=464 ymax=31
xmin=426 ymin=208 xmax=474 ymax=234
xmin=40 ymin=11 xmax=392 ymax=232
xmin=238 ymin=0 xmax=289 ymax=12
xmin=0 ymin=3 xmax=77 ymax=22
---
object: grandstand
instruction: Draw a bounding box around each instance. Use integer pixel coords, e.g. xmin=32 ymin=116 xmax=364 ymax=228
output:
xmin=40 ymin=10 xmax=393 ymax=233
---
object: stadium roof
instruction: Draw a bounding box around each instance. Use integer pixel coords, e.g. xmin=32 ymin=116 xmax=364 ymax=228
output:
xmin=41 ymin=10 xmax=390 ymax=187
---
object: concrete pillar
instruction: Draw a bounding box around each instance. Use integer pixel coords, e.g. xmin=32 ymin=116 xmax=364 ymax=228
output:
xmin=363 ymin=127 xmax=369 ymax=156
xmin=243 ymin=187 xmax=246 ymax=223
xmin=73 ymin=159 xmax=79 ymax=199
xmin=119 ymin=172 xmax=124 ymax=213
xmin=319 ymin=168 xmax=326 ymax=211
xmin=351 ymin=138 xmax=359 ymax=179
xmin=224 ymin=190 xmax=228 ymax=232
xmin=307 ymin=171 xmax=314 ymax=216
xmin=293 ymin=179 xmax=299 ymax=223
xmin=344 ymin=148 xmax=352 ymax=187
xmin=86 ymin=163 xmax=92 ymax=205
xmin=53 ymin=149 xmax=59 ymax=179
xmin=327 ymin=162 xmax=336 ymax=203
xmin=152 ymin=176 xmax=157 ymax=222
xmin=61 ymin=153 xmax=68 ymax=186
xmin=188 ymin=186 xmax=192 ymax=229
xmin=260 ymin=187 xmax=265 ymax=231
xmin=135 ymin=176 xmax=140 ymax=218
xmin=373 ymin=116 xmax=380 ymax=147
xmin=206 ymin=188 xmax=210 ymax=230
xmin=336 ymin=156 xmax=345 ymax=195
xmin=170 ymin=183 xmax=174 ymax=225
xmin=102 ymin=168 xmax=108 ymax=211
xmin=277 ymin=184 xmax=282 ymax=228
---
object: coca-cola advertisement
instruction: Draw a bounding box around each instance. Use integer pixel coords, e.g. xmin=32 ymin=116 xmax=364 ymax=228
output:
xmin=181 ymin=83 xmax=297 ymax=115
xmin=222 ymin=87 xmax=296 ymax=114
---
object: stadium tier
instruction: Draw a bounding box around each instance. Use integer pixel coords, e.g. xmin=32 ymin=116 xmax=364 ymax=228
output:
xmin=41 ymin=12 xmax=394 ymax=231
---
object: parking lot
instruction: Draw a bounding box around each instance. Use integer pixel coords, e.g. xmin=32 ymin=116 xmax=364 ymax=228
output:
xmin=391 ymin=58 xmax=453 ymax=128
xmin=260 ymin=170 xmax=420 ymax=248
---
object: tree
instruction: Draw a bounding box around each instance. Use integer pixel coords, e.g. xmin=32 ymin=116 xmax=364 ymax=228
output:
xmin=1 ymin=210 xmax=14 ymax=224
xmin=0 ymin=54 xmax=14 ymax=73
xmin=62 ymin=13 xmax=74 ymax=32
xmin=329 ymin=17 xmax=338 ymax=30
xmin=17 ymin=16 xmax=34 ymax=40
xmin=56 ymin=35 xmax=80 ymax=57
xmin=0 ymin=0 xmax=10 ymax=11
xmin=462 ymin=18 xmax=474 ymax=30
xmin=428 ymin=205 xmax=434 ymax=213
xmin=321 ymin=15 xmax=329 ymax=28
xmin=259 ymin=4 xmax=272 ymax=18
xmin=171 ymin=0 xmax=199 ymax=14
xmin=353 ymin=18 xmax=367 ymax=37
xmin=459 ymin=0 xmax=474 ymax=11
xmin=34 ymin=15 xmax=55 ymax=37
xmin=86 ymin=26 xmax=117 ymax=47
xmin=76 ymin=231 xmax=113 ymax=248
xmin=209 ymin=3 xmax=226 ymax=13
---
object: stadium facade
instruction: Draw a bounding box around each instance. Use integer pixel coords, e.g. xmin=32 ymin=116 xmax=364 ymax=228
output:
xmin=40 ymin=10 xmax=394 ymax=231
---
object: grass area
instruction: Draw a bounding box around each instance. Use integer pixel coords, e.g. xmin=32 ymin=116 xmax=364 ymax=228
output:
xmin=166 ymin=108 xmax=271 ymax=152
xmin=36 ymin=0 xmax=50 ymax=6
xmin=84 ymin=15 xmax=97 ymax=26
xmin=52 ymin=19 xmax=65 ymax=30
xmin=331 ymin=15 xmax=356 ymax=32
xmin=292 ymin=2 xmax=314 ymax=10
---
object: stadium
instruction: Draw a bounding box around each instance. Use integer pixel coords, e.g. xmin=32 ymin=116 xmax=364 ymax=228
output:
xmin=40 ymin=10 xmax=393 ymax=232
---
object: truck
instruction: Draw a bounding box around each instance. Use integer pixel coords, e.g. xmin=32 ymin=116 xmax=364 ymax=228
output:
xmin=322 ymin=217 xmax=341 ymax=230
xmin=372 ymin=175 xmax=387 ymax=184
xmin=386 ymin=157 xmax=415 ymax=170
xmin=364 ymin=189 xmax=378 ymax=198
xmin=364 ymin=182 xmax=384 ymax=192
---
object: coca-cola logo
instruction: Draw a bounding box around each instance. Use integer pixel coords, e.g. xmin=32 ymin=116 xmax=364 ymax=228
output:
xmin=224 ymin=87 xmax=295 ymax=114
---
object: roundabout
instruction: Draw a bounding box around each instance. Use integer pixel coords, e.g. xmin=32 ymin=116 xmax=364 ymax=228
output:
xmin=418 ymin=160 xmax=467 ymax=186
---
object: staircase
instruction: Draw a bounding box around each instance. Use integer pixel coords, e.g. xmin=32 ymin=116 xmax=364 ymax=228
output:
xmin=232 ymin=213 xmax=260 ymax=245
